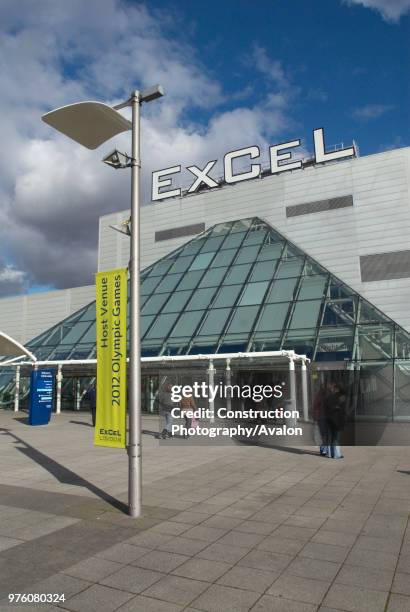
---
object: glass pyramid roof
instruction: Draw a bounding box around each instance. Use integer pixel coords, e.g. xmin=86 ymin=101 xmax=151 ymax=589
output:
xmin=20 ymin=217 xmax=410 ymax=362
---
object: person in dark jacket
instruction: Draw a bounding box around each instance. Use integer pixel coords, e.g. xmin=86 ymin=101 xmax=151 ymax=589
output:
xmin=88 ymin=386 xmax=96 ymax=427
xmin=324 ymin=382 xmax=345 ymax=459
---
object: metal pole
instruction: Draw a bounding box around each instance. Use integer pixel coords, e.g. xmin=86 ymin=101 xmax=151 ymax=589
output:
xmin=14 ymin=366 xmax=20 ymax=412
xmin=225 ymin=359 xmax=231 ymax=411
xmin=289 ymin=359 xmax=297 ymax=426
xmin=208 ymin=360 xmax=215 ymax=423
xmin=56 ymin=364 xmax=62 ymax=414
xmin=301 ymin=360 xmax=309 ymax=422
xmin=128 ymin=90 xmax=142 ymax=518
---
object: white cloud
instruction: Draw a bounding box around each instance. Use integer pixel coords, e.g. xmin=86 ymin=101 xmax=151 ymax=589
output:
xmin=345 ymin=0 xmax=410 ymax=22
xmin=353 ymin=103 xmax=394 ymax=120
xmin=0 ymin=260 xmax=26 ymax=297
xmin=0 ymin=1 xmax=299 ymax=294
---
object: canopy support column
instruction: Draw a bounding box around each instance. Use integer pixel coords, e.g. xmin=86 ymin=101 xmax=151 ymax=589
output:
xmin=301 ymin=360 xmax=309 ymax=422
xmin=225 ymin=358 xmax=231 ymax=411
xmin=14 ymin=366 xmax=20 ymax=412
xmin=289 ymin=358 xmax=296 ymax=414
xmin=56 ymin=365 xmax=62 ymax=414
xmin=208 ymin=359 xmax=215 ymax=423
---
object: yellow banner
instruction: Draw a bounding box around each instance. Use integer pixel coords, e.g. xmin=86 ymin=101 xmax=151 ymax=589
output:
xmin=94 ymin=268 xmax=127 ymax=448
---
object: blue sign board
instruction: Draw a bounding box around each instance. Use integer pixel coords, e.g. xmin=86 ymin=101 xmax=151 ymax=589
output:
xmin=29 ymin=369 xmax=55 ymax=426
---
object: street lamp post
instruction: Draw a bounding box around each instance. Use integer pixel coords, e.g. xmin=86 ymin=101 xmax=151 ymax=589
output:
xmin=42 ymin=86 xmax=164 ymax=517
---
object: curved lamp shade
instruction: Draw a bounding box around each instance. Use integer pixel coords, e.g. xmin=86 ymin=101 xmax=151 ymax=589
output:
xmin=0 ymin=330 xmax=37 ymax=362
xmin=42 ymin=101 xmax=132 ymax=150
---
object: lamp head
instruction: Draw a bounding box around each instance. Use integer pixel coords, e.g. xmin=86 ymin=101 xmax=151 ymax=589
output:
xmin=102 ymin=149 xmax=131 ymax=169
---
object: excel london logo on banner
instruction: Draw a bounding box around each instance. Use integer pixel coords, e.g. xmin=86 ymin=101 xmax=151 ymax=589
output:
xmin=151 ymin=128 xmax=356 ymax=201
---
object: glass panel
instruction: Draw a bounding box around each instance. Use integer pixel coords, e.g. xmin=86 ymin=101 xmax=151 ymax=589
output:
xmin=61 ymin=321 xmax=91 ymax=344
xmin=178 ymin=270 xmax=203 ymax=290
xmin=79 ymin=302 xmax=96 ymax=321
xmin=189 ymin=252 xmax=214 ymax=271
xmin=359 ymin=301 xmax=390 ymax=324
xmin=225 ymin=264 xmax=252 ymax=284
xmin=239 ymin=281 xmax=269 ymax=305
xmin=357 ymin=363 xmax=393 ymax=419
xmin=298 ymin=275 xmax=327 ymax=300
xmin=162 ymin=290 xmax=192 ymax=313
xmin=213 ymin=284 xmax=242 ymax=308
xmin=198 ymin=308 xmax=231 ymax=336
xmin=225 ymin=305 xmax=259 ymax=334
xmin=149 ymin=260 xmax=173 ymax=276
xmin=181 ymin=239 xmax=204 ymax=256
xmin=199 ymin=267 xmax=227 ymax=288
xmin=394 ymin=362 xmax=410 ymax=418
xmin=146 ymin=313 xmax=179 ymax=339
xmin=142 ymin=293 xmax=169 ymax=315
xmin=316 ymin=326 xmax=354 ymax=360
xmin=267 ymin=278 xmax=298 ymax=303
xmin=212 ymin=249 xmax=236 ymax=268
xmin=396 ymin=330 xmax=410 ymax=359
xmin=358 ymin=325 xmax=394 ymax=359
xmin=256 ymin=303 xmax=289 ymax=331
xmin=169 ymin=310 xmax=204 ymax=337
xmin=80 ymin=323 xmax=96 ymax=344
xmin=289 ymin=300 xmax=322 ymax=329
xmin=257 ymin=243 xmax=283 ymax=261
xmin=234 ymin=245 xmax=260 ymax=265
xmin=322 ymin=297 xmax=357 ymax=326
xmin=200 ymin=236 xmax=225 ymax=253
xmin=156 ymin=273 xmax=182 ymax=293
xmin=251 ymin=260 xmax=277 ymax=282
xmin=243 ymin=229 xmax=267 ymax=245
xmin=140 ymin=276 xmax=162 ymax=296
xmin=186 ymin=287 xmax=216 ymax=311
xmin=220 ymin=232 xmax=245 ymax=249
xmin=276 ymin=260 xmax=304 ymax=279
xmin=168 ymin=255 xmax=195 ymax=274
xmin=141 ymin=315 xmax=155 ymax=336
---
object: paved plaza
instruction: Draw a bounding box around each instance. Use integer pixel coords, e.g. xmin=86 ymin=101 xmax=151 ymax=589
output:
xmin=0 ymin=410 xmax=409 ymax=612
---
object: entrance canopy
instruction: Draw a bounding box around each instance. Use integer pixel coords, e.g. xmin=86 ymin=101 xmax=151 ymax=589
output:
xmin=0 ymin=331 xmax=37 ymax=364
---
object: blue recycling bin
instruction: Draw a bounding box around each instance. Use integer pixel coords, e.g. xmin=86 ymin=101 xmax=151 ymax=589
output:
xmin=29 ymin=369 xmax=55 ymax=425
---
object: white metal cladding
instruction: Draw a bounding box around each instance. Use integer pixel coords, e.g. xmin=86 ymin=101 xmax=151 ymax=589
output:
xmin=0 ymin=285 xmax=95 ymax=344
xmin=99 ymin=147 xmax=410 ymax=332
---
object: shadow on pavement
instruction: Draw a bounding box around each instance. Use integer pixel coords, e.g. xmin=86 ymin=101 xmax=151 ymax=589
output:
xmin=397 ymin=470 xmax=410 ymax=475
xmin=13 ymin=416 xmax=30 ymax=425
xmin=70 ymin=420 xmax=93 ymax=428
xmin=0 ymin=427 xmax=127 ymax=513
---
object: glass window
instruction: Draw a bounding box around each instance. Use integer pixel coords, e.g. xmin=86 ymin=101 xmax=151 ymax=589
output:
xmin=235 ymin=245 xmax=260 ymax=265
xmin=141 ymin=276 xmax=161 ymax=296
xmin=156 ymin=273 xmax=182 ymax=293
xmin=168 ymin=256 xmax=195 ymax=274
xmin=149 ymin=260 xmax=173 ymax=276
xmin=358 ymin=324 xmax=393 ymax=359
xmin=212 ymin=249 xmax=236 ymax=268
xmin=198 ymin=308 xmax=231 ymax=336
xmin=257 ymin=243 xmax=283 ymax=261
xmin=226 ymin=305 xmax=259 ymax=334
xmin=251 ymin=260 xmax=277 ymax=282
xmin=162 ymin=290 xmax=192 ymax=313
xmin=298 ymin=275 xmax=327 ymax=300
xmin=289 ymin=300 xmax=322 ymax=329
xmin=213 ymin=284 xmax=242 ymax=308
xmin=79 ymin=302 xmax=96 ymax=321
xmin=79 ymin=323 xmax=96 ymax=344
xmin=141 ymin=315 xmax=155 ymax=336
xmin=178 ymin=270 xmax=203 ymax=290
xmin=200 ymin=236 xmax=225 ymax=253
xmin=189 ymin=252 xmax=214 ymax=271
xmin=181 ymin=239 xmax=204 ymax=256
xmin=256 ymin=303 xmax=289 ymax=331
xmin=359 ymin=301 xmax=390 ymax=324
xmin=199 ymin=267 xmax=227 ymax=288
xmin=243 ymin=229 xmax=267 ymax=245
xmin=225 ymin=264 xmax=252 ymax=284
xmin=169 ymin=310 xmax=204 ymax=337
xmin=61 ymin=321 xmax=91 ymax=344
xmin=186 ymin=287 xmax=216 ymax=311
xmin=239 ymin=281 xmax=269 ymax=305
xmin=276 ymin=260 xmax=303 ymax=279
xmin=267 ymin=277 xmax=298 ymax=303
xmin=220 ymin=232 xmax=245 ymax=249
xmin=146 ymin=313 xmax=179 ymax=339
xmin=142 ymin=293 xmax=169 ymax=315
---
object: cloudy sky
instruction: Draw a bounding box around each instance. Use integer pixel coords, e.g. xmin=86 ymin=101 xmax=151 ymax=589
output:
xmin=0 ymin=0 xmax=408 ymax=297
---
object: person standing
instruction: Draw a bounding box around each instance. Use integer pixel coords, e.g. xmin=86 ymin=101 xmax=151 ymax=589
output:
xmin=180 ymin=391 xmax=196 ymax=439
xmin=88 ymin=386 xmax=96 ymax=427
xmin=159 ymin=382 xmax=175 ymax=439
xmin=324 ymin=382 xmax=345 ymax=459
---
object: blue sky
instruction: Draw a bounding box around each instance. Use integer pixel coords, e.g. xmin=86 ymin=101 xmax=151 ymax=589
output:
xmin=0 ymin=0 xmax=408 ymax=296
